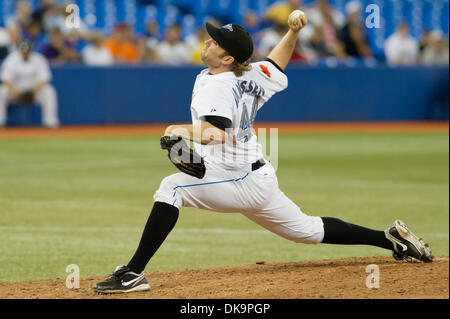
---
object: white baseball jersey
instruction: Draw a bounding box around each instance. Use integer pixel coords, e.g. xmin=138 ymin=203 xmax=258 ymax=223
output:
xmin=0 ymin=51 xmax=52 ymax=91
xmin=154 ymin=60 xmax=325 ymax=245
xmin=190 ymin=60 xmax=288 ymax=170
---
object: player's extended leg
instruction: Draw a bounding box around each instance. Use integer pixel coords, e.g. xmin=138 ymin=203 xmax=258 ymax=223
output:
xmin=34 ymin=85 xmax=59 ymax=128
xmin=242 ymin=197 xmax=325 ymax=244
xmin=321 ymin=217 xmax=433 ymax=262
xmin=241 ymin=164 xmax=432 ymax=262
xmin=244 ymin=191 xmax=433 ymax=263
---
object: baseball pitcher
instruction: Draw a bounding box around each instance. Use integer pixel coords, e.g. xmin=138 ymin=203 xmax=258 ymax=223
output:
xmin=94 ymin=11 xmax=432 ymax=293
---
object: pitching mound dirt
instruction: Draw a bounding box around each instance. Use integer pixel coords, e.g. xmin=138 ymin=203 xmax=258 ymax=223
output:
xmin=0 ymin=256 xmax=448 ymax=299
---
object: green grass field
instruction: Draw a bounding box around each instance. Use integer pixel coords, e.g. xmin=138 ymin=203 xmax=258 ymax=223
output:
xmin=0 ymin=132 xmax=448 ymax=283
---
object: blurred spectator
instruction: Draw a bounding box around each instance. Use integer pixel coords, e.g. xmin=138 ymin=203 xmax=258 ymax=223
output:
xmin=258 ymin=23 xmax=292 ymax=59
xmin=384 ymin=22 xmax=419 ymax=65
xmin=307 ymin=0 xmax=346 ymax=26
xmin=22 ymin=20 xmax=47 ymax=52
xmin=40 ymin=28 xmax=80 ymax=63
xmin=421 ymin=31 xmax=449 ymax=65
xmin=3 ymin=0 xmax=31 ymax=47
xmin=258 ymin=21 xmax=310 ymax=62
xmin=243 ymin=11 xmax=262 ymax=37
xmin=31 ymin=0 xmax=55 ymax=30
xmin=186 ymin=19 xmax=221 ymax=63
xmin=105 ymin=23 xmax=140 ymax=64
xmin=0 ymin=40 xmax=59 ymax=128
xmin=419 ymin=29 xmax=432 ymax=54
xmin=42 ymin=3 xmax=66 ymax=33
xmin=0 ymin=28 xmax=10 ymax=61
xmin=16 ymin=1 xmax=32 ymax=29
xmin=265 ymin=0 xmax=302 ymax=26
xmin=144 ymin=21 xmax=160 ymax=40
xmin=82 ymin=33 xmax=114 ymax=66
xmin=138 ymin=22 xmax=160 ymax=63
xmin=338 ymin=1 xmax=372 ymax=58
xmin=65 ymin=30 xmax=86 ymax=54
xmin=5 ymin=18 xmax=22 ymax=50
xmin=306 ymin=0 xmax=345 ymax=55
xmin=155 ymin=24 xmax=191 ymax=65
xmin=309 ymin=25 xmax=334 ymax=58
xmin=187 ymin=27 xmax=210 ymax=65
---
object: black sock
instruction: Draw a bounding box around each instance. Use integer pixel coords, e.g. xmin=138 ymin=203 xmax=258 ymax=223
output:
xmin=127 ymin=202 xmax=179 ymax=274
xmin=321 ymin=217 xmax=393 ymax=250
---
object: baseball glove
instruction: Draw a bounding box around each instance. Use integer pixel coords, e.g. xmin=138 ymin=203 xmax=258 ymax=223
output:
xmin=18 ymin=90 xmax=35 ymax=105
xmin=160 ymin=135 xmax=206 ymax=179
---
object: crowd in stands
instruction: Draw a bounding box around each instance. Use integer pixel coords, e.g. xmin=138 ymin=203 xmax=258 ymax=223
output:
xmin=0 ymin=0 xmax=448 ymax=66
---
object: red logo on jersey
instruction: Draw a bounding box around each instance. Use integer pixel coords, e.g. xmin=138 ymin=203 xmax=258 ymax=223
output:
xmin=259 ymin=64 xmax=271 ymax=78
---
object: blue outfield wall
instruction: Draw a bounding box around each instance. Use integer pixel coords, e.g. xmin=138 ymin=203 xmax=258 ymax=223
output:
xmin=5 ymin=65 xmax=449 ymax=126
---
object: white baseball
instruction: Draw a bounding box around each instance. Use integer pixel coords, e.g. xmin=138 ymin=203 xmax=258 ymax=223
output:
xmin=289 ymin=10 xmax=306 ymax=27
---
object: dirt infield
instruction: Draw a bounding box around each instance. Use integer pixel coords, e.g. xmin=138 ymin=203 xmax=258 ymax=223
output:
xmin=0 ymin=121 xmax=448 ymax=138
xmin=0 ymin=256 xmax=447 ymax=299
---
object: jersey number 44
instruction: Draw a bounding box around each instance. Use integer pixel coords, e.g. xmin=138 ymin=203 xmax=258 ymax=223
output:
xmin=237 ymin=96 xmax=258 ymax=142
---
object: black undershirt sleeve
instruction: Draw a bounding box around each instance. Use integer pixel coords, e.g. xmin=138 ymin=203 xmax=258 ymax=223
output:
xmin=265 ymin=58 xmax=285 ymax=73
xmin=204 ymin=116 xmax=232 ymax=131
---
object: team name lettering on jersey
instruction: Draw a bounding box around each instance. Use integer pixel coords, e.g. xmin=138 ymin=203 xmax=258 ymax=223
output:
xmin=232 ymin=80 xmax=264 ymax=109
xmin=232 ymin=83 xmax=244 ymax=108
xmin=238 ymin=80 xmax=265 ymax=97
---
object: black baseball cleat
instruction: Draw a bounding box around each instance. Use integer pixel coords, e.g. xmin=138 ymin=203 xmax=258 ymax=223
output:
xmin=385 ymin=220 xmax=433 ymax=263
xmin=93 ymin=265 xmax=150 ymax=293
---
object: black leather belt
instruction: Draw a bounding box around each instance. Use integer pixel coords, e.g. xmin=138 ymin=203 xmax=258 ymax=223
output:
xmin=251 ymin=159 xmax=266 ymax=171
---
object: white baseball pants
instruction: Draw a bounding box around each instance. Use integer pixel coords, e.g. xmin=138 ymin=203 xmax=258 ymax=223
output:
xmin=154 ymin=162 xmax=324 ymax=244
xmin=0 ymin=84 xmax=59 ymax=127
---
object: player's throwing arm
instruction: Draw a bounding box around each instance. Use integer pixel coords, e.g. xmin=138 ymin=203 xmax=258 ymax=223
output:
xmin=267 ymin=10 xmax=308 ymax=71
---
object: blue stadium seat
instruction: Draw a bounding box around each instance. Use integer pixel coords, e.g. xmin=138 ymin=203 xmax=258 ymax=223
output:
xmin=1 ymin=0 xmax=15 ymax=26
xmin=172 ymin=0 xmax=196 ymax=15
xmin=195 ymin=14 xmax=216 ymax=30
xmin=123 ymin=0 xmax=138 ymax=30
xmin=191 ymin=0 xmax=213 ymax=18
xmin=80 ymin=0 xmax=100 ymax=31
xmin=209 ymin=0 xmax=235 ymax=24
xmin=440 ymin=0 xmax=449 ymax=33
xmin=156 ymin=4 xmax=180 ymax=36
xmin=102 ymin=0 xmax=118 ymax=35
xmin=181 ymin=13 xmax=197 ymax=38
xmin=333 ymin=0 xmax=347 ymax=14
xmin=135 ymin=2 xmax=148 ymax=35
xmin=0 ymin=4 xmax=3 ymax=27
xmin=94 ymin=0 xmax=106 ymax=33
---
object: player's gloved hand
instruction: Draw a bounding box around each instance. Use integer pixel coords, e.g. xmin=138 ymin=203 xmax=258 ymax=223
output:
xmin=160 ymin=135 xmax=206 ymax=179
xmin=19 ymin=90 xmax=35 ymax=105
